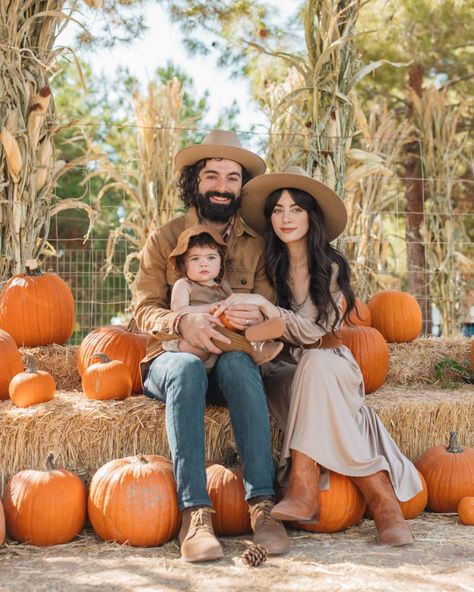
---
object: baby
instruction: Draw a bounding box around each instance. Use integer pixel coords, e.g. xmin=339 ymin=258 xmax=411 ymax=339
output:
xmin=163 ymin=225 xmax=284 ymax=370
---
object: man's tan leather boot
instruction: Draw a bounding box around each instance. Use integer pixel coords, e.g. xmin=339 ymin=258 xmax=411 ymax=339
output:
xmin=353 ymin=471 xmax=414 ymax=546
xmin=248 ymin=498 xmax=289 ymax=555
xmin=179 ymin=507 xmax=224 ymax=562
xmin=270 ymin=449 xmax=320 ymax=523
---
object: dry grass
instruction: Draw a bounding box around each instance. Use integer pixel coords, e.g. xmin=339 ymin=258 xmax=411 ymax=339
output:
xmin=0 ymin=514 xmax=473 ymax=592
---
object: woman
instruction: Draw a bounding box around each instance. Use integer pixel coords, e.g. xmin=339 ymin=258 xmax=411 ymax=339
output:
xmin=215 ymin=166 xmax=422 ymax=547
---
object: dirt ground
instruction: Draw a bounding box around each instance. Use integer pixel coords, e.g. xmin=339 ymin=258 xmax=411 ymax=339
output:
xmin=0 ymin=514 xmax=473 ymax=592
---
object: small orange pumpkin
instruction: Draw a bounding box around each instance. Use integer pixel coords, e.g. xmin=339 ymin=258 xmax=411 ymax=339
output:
xmin=9 ymin=355 xmax=55 ymax=408
xmin=368 ymin=290 xmax=422 ymax=343
xmin=206 ymin=463 xmax=251 ymax=536
xmin=458 ymin=497 xmax=474 ymax=525
xmin=340 ymin=325 xmax=389 ymax=393
xmin=2 ymin=453 xmax=87 ymax=545
xmin=82 ymin=353 xmax=132 ymax=401
xmin=77 ymin=322 xmax=147 ymax=393
xmin=292 ymin=471 xmax=366 ymax=533
xmin=415 ymin=432 xmax=474 ymax=512
xmin=0 ymin=260 xmax=75 ymax=346
xmin=0 ymin=329 xmax=24 ymax=400
xmin=0 ymin=499 xmax=5 ymax=545
xmin=219 ymin=313 xmax=235 ymax=330
xmin=88 ymin=455 xmax=178 ymax=547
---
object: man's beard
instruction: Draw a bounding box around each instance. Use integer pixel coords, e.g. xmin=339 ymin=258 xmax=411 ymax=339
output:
xmin=196 ymin=191 xmax=241 ymax=223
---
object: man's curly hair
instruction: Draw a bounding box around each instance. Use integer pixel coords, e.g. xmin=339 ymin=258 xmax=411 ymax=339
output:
xmin=176 ymin=158 xmax=252 ymax=209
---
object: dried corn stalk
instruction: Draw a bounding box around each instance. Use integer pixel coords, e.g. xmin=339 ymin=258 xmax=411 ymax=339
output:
xmin=410 ymin=88 xmax=471 ymax=336
xmin=343 ymin=96 xmax=414 ymax=299
xmin=250 ymin=0 xmax=406 ymax=197
xmin=0 ymin=1 xmax=96 ymax=280
xmin=88 ymin=78 xmax=197 ymax=298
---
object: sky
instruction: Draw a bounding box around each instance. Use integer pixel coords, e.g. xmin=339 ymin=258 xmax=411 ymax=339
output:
xmin=57 ymin=2 xmax=297 ymax=134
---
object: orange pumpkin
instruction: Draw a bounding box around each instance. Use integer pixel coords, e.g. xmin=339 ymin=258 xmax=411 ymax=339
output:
xmin=343 ymin=298 xmax=372 ymax=327
xmin=82 ymin=353 xmax=132 ymax=401
xmin=415 ymin=432 xmax=474 ymax=512
xmin=340 ymin=325 xmax=389 ymax=393
xmin=2 ymin=453 xmax=87 ymax=545
xmin=367 ymin=290 xmax=422 ymax=343
xmin=78 ymin=322 xmax=147 ymax=393
xmin=9 ymin=355 xmax=55 ymax=408
xmin=365 ymin=470 xmax=428 ymax=520
xmin=458 ymin=497 xmax=474 ymax=525
xmin=206 ymin=464 xmax=251 ymax=536
xmin=0 ymin=261 xmax=75 ymax=346
xmin=0 ymin=329 xmax=23 ymax=400
xmin=219 ymin=313 xmax=235 ymax=330
xmin=292 ymin=471 xmax=366 ymax=533
xmin=0 ymin=499 xmax=5 ymax=545
xmin=88 ymin=455 xmax=178 ymax=547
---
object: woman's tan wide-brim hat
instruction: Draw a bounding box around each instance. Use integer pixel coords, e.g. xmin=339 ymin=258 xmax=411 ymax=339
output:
xmin=174 ymin=129 xmax=266 ymax=178
xmin=168 ymin=225 xmax=227 ymax=269
xmin=241 ymin=166 xmax=347 ymax=241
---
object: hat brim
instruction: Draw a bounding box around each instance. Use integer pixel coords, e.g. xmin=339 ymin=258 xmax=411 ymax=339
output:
xmin=174 ymin=144 xmax=266 ymax=178
xmin=241 ymin=173 xmax=347 ymax=241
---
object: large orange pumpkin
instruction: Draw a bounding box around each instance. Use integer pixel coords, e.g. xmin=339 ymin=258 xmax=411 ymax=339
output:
xmin=340 ymin=325 xmax=389 ymax=393
xmin=81 ymin=353 xmax=132 ymax=401
xmin=206 ymin=464 xmax=251 ymax=536
xmin=0 ymin=499 xmax=5 ymax=545
xmin=292 ymin=471 xmax=366 ymax=533
xmin=88 ymin=455 xmax=178 ymax=547
xmin=415 ymin=432 xmax=474 ymax=512
xmin=2 ymin=453 xmax=87 ymax=545
xmin=343 ymin=298 xmax=372 ymax=327
xmin=0 ymin=261 xmax=75 ymax=346
xmin=458 ymin=497 xmax=474 ymax=525
xmin=0 ymin=329 xmax=23 ymax=400
xmin=367 ymin=290 xmax=422 ymax=343
xmin=9 ymin=355 xmax=56 ymax=408
xmin=78 ymin=323 xmax=147 ymax=393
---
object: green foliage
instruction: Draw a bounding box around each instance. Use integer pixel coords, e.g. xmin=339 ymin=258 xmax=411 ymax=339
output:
xmin=434 ymin=356 xmax=474 ymax=389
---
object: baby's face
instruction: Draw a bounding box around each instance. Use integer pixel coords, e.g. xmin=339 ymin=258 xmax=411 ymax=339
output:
xmin=184 ymin=245 xmax=222 ymax=284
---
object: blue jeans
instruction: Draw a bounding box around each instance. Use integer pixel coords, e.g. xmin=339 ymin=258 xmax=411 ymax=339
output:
xmin=144 ymin=351 xmax=275 ymax=511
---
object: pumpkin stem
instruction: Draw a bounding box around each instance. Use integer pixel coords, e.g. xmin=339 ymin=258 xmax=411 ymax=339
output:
xmin=126 ymin=317 xmax=139 ymax=333
xmin=25 ymin=354 xmax=37 ymax=373
xmin=92 ymin=352 xmax=112 ymax=364
xmin=447 ymin=431 xmax=463 ymax=453
xmin=25 ymin=259 xmax=42 ymax=276
xmin=46 ymin=452 xmax=56 ymax=471
xmin=137 ymin=454 xmax=149 ymax=464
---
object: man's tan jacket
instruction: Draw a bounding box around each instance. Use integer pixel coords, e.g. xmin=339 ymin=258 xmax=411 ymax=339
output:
xmin=134 ymin=207 xmax=275 ymax=372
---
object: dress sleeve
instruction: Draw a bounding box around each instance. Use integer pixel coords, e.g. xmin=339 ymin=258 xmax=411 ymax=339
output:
xmin=277 ymin=267 xmax=343 ymax=346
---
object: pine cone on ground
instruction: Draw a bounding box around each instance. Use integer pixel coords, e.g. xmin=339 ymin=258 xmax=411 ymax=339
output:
xmin=241 ymin=544 xmax=267 ymax=567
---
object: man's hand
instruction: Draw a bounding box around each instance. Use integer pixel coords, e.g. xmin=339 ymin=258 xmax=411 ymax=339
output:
xmin=179 ymin=313 xmax=230 ymax=355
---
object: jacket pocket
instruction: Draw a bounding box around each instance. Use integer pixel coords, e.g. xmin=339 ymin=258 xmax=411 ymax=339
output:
xmin=228 ymin=271 xmax=255 ymax=293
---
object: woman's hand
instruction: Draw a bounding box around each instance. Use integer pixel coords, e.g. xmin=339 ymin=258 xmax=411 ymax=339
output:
xmin=212 ymin=294 xmax=279 ymax=331
xmin=212 ymin=293 xmax=267 ymax=318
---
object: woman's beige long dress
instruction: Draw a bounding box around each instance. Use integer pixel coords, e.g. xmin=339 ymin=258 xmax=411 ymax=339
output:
xmin=263 ymin=283 xmax=422 ymax=502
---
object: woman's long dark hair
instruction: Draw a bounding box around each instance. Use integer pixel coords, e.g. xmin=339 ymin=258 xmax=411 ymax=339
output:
xmin=264 ymin=188 xmax=355 ymax=332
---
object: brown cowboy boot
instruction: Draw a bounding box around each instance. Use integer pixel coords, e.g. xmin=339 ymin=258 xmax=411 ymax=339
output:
xmin=353 ymin=471 xmax=414 ymax=546
xmin=270 ymin=450 xmax=320 ymax=523
xmin=179 ymin=507 xmax=224 ymax=562
xmin=248 ymin=498 xmax=289 ymax=555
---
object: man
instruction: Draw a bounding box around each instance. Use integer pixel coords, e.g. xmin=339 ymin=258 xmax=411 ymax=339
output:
xmin=134 ymin=129 xmax=289 ymax=562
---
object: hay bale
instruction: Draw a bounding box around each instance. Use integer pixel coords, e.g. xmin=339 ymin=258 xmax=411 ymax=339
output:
xmin=0 ymin=385 xmax=472 ymax=496
xmin=20 ymin=344 xmax=81 ymax=391
xmin=387 ymin=337 xmax=471 ymax=386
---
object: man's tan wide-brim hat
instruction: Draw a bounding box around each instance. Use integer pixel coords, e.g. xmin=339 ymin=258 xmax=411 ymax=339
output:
xmin=241 ymin=166 xmax=347 ymax=241
xmin=174 ymin=129 xmax=266 ymax=178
